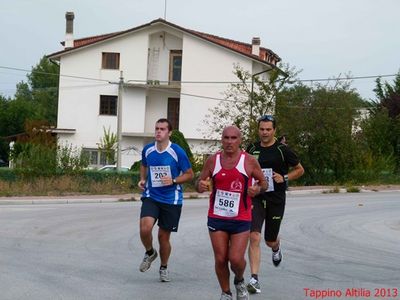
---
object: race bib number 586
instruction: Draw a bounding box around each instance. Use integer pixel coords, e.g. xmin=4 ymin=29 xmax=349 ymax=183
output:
xmin=214 ymin=189 xmax=240 ymax=217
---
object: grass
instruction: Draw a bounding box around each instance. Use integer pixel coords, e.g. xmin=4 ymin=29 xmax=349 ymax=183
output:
xmin=346 ymin=186 xmax=361 ymax=193
xmin=323 ymin=186 xmax=340 ymax=193
xmin=0 ymin=176 xmax=134 ymax=197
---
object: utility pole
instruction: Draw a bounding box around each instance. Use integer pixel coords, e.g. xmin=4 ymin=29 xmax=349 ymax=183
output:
xmin=249 ymin=67 xmax=290 ymax=139
xmin=116 ymin=71 xmax=124 ymax=170
xmin=250 ymin=68 xmax=274 ymax=124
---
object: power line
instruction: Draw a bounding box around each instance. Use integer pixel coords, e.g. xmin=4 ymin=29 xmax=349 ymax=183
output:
xmin=0 ymin=64 xmax=397 ymax=106
xmin=0 ymin=66 xmax=110 ymax=83
xmin=296 ymin=73 xmax=397 ymax=83
xmin=0 ymin=65 xmax=398 ymax=85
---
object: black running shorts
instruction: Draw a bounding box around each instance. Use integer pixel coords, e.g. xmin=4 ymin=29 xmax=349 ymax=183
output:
xmin=140 ymin=197 xmax=182 ymax=232
xmin=207 ymin=217 xmax=251 ymax=234
xmin=251 ymin=192 xmax=286 ymax=242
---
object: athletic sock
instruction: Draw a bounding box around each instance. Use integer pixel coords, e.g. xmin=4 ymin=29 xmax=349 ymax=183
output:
xmin=234 ymin=277 xmax=244 ymax=285
xmin=146 ymin=248 xmax=154 ymax=256
xmin=251 ymin=274 xmax=258 ymax=281
xmin=223 ymin=291 xmax=232 ymax=296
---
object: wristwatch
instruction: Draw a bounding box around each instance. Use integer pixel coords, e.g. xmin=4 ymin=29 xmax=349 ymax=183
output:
xmin=284 ymin=174 xmax=289 ymax=183
xmin=172 ymin=178 xmax=177 ymax=184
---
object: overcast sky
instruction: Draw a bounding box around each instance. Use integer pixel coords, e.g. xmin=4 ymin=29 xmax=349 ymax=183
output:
xmin=1 ymin=0 xmax=399 ymax=101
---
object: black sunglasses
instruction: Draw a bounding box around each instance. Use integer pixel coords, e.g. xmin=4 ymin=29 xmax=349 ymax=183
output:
xmin=257 ymin=115 xmax=275 ymax=122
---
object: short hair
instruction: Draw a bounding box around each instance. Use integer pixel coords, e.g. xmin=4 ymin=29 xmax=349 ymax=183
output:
xmin=257 ymin=115 xmax=276 ymax=129
xmin=156 ymin=118 xmax=173 ymax=132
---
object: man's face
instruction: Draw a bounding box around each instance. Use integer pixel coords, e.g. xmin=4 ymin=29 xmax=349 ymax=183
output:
xmin=221 ymin=127 xmax=241 ymax=154
xmin=258 ymin=121 xmax=276 ymax=145
xmin=155 ymin=122 xmax=171 ymax=142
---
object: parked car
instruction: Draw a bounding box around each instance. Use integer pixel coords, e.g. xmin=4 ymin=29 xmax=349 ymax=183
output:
xmin=0 ymin=159 xmax=8 ymax=168
xmin=98 ymin=165 xmax=130 ymax=172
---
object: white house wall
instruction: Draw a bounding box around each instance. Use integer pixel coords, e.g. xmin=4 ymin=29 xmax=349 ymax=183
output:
xmin=122 ymin=87 xmax=146 ymax=133
xmin=180 ymin=34 xmax=252 ymax=142
xmin=57 ymin=30 xmax=150 ymax=156
xmin=55 ymin=23 xmax=272 ymax=166
xmin=120 ymin=136 xmax=145 ymax=166
xmin=148 ymin=30 xmax=183 ymax=83
xmin=144 ymin=90 xmax=169 ymax=132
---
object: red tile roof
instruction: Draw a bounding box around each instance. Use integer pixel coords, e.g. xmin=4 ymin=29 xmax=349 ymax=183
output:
xmin=73 ymin=33 xmax=121 ymax=47
xmin=51 ymin=19 xmax=280 ymax=66
xmin=187 ymin=29 xmax=280 ymax=65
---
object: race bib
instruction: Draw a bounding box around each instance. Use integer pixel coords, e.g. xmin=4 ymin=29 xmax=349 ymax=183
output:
xmin=150 ymin=166 xmax=172 ymax=187
xmin=262 ymin=168 xmax=275 ymax=192
xmin=214 ymin=189 xmax=241 ymax=217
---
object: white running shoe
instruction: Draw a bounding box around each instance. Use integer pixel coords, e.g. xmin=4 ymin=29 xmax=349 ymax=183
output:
xmin=247 ymin=277 xmax=261 ymax=294
xmin=272 ymin=246 xmax=282 ymax=267
xmin=139 ymin=250 xmax=158 ymax=272
xmin=220 ymin=292 xmax=233 ymax=300
xmin=159 ymin=267 xmax=170 ymax=282
xmin=235 ymin=280 xmax=249 ymax=300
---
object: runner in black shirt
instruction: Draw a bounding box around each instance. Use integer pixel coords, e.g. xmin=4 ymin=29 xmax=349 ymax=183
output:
xmin=246 ymin=115 xmax=304 ymax=295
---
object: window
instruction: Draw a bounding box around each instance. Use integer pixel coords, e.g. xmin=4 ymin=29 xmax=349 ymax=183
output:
xmin=168 ymin=98 xmax=180 ymax=130
xmin=82 ymin=148 xmax=114 ymax=167
xmin=169 ymin=50 xmax=182 ymax=83
xmin=100 ymin=95 xmax=117 ymax=115
xmin=102 ymin=52 xmax=120 ymax=69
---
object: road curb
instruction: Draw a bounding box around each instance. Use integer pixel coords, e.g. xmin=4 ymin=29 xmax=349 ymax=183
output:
xmin=1 ymin=188 xmax=399 ymax=205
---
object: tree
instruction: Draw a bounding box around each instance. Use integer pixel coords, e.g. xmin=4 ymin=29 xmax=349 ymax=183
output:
xmin=204 ymin=63 xmax=298 ymax=146
xmin=170 ymin=130 xmax=193 ymax=160
xmin=10 ymin=120 xmax=57 ymax=175
xmin=0 ymin=56 xmax=60 ymax=163
xmin=275 ymin=81 xmax=366 ymax=183
xmin=0 ymin=94 xmax=37 ymax=163
xmin=27 ymin=56 xmax=60 ymax=124
xmin=170 ymin=129 xmax=202 ymax=172
xmin=364 ymin=72 xmax=400 ymax=170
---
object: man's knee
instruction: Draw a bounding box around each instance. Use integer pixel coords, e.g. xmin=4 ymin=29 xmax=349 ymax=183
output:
xmin=158 ymin=228 xmax=171 ymax=241
xmin=229 ymin=253 xmax=246 ymax=268
xmin=140 ymin=218 xmax=154 ymax=235
xmin=215 ymin=254 xmax=228 ymax=268
xmin=250 ymin=231 xmax=261 ymax=246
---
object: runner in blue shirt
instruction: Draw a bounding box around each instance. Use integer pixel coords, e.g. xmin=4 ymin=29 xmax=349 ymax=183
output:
xmin=138 ymin=118 xmax=194 ymax=282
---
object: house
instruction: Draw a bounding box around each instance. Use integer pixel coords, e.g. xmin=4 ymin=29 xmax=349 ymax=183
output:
xmin=47 ymin=12 xmax=281 ymax=168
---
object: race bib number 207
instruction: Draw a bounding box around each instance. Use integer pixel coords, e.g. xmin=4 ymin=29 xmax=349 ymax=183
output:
xmin=150 ymin=166 xmax=172 ymax=187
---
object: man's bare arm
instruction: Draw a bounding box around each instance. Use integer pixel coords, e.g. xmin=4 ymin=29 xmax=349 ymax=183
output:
xmin=196 ymin=156 xmax=215 ymax=193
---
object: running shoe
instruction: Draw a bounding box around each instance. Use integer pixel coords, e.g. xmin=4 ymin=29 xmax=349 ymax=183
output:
xmin=272 ymin=246 xmax=282 ymax=267
xmin=220 ymin=292 xmax=233 ymax=300
xmin=235 ymin=280 xmax=249 ymax=300
xmin=159 ymin=267 xmax=170 ymax=282
xmin=139 ymin=250 xmax=158 ymax=272
xmin=246 ymin=276 xmax=261 ymax=294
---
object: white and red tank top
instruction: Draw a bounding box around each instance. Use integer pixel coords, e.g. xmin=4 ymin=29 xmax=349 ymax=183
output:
xmin=208 ymin=151 xmax=252 ymax=221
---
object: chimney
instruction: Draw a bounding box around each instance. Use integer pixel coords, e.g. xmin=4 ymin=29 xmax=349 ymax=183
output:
xmin=251 ymin=37 xmax=260 ymax=57
xmin=65 ymin=12 xmax=75 ymax=49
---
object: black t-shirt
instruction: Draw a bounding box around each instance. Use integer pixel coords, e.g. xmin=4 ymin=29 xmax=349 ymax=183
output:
xmin=246 ymin=141 xmax=300 ymax=194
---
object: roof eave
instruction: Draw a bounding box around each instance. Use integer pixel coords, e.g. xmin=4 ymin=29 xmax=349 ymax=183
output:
xmin=47 ymin=18 xmax=282 ymax=70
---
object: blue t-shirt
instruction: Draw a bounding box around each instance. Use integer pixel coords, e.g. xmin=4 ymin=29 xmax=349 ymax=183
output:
xmin=141 ymin=141 xmax=192 ymax=205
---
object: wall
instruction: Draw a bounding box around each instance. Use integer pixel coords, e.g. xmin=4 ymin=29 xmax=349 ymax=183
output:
xmin=56 ymin=24 xmax=270 ymax=165
xmin=180 ymin=34 xmax=253 ymax=141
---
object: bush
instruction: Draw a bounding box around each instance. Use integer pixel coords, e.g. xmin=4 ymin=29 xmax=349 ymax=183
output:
xmin=10 ymin=142 xmax=90 ymax=177
xmin=0 ymin=169 xmax=140 ymax=196
xmin=0 ymin=168 xmax=17 ymax=182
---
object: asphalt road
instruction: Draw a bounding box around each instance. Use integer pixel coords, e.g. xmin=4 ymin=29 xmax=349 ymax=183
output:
xmin=0 ymin=192 xmax=399 ymax=300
